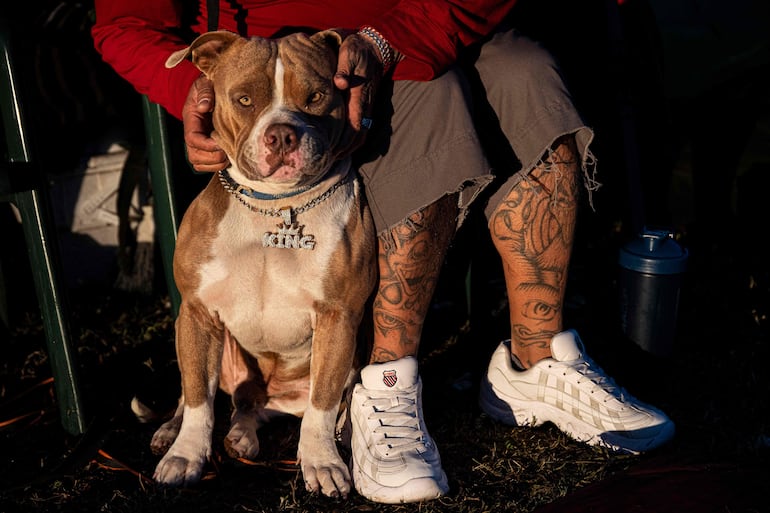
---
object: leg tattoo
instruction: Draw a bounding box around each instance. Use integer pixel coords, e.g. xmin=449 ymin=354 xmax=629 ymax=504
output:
xmin=370 ymin=195 xmax=458 ymax=363
xmin=491 ymin=136 xmax=579 ymax=366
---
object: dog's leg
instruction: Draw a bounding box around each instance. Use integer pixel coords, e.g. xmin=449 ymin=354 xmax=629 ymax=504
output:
xmin=220 ymin=330 xmax=265 ymax=460
xmin=225 ymin=389 xmax=261 ymax=460
xmin=298 ymin=302 xmax=358 ymax=498
xmin=154 ymin=302 xmax=224 ymax=487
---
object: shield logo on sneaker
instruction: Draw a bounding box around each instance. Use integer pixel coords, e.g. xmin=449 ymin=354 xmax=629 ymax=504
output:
xmin=382 ymin=369 xmax=397 ymax=387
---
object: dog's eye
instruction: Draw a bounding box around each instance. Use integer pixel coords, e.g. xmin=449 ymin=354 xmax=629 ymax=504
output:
xmin=238 ymin=95 xmax=252 ymax=107
xmin=307 ymin=91 xmax=324 ymax=106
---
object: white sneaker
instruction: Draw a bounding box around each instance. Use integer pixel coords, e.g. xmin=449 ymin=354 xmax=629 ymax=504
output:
xmin=350 ymin=357 xmax=449 ymax=503
xmin=479 ymin=330 xmax=675 ymax=453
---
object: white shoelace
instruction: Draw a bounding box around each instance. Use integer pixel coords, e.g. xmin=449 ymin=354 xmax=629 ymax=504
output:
xmin=362 ymin=386 xmax=427 ymax=455
xmin=565 ymin=356 xmax=626 ymax=403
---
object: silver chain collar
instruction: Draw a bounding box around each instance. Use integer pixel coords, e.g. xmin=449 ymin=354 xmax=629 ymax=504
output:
xmin=217 ymin=169 xmax=351 ymax=224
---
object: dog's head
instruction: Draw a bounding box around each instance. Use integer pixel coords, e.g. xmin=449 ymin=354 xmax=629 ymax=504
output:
xmin=167 ymin=30 xmax=355 ymax=188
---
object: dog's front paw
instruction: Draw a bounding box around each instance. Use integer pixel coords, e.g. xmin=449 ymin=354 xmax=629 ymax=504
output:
xmin=298 ymin=446 xmax=351 ymax=499
xmin=154 ymin=445 xmax=209 ymax=487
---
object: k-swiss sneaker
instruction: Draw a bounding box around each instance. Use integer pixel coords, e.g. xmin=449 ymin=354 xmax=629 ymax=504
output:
xmin=479 ymin=330 xmax=675 ymax=453
xmin=350 ymin=357 xmax=449 ymax=503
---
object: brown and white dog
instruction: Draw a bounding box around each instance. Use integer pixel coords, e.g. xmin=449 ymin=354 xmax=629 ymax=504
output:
xmin=148 ymin=30 xmax=376 ymax=498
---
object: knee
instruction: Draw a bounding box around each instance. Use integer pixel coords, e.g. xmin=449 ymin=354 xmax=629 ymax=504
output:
xmin=476 ymin=31 xmax=562 ymax=90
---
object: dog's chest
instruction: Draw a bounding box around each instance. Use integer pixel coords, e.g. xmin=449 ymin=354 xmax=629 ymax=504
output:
xmin=197 ymin=186 xmax=354 ymax=353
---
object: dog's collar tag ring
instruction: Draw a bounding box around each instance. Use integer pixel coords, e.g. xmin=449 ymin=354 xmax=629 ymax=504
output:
xmin=279 ymin=208 xmax=293 ymax=226
xmin=262 ymin=207 xmax=316 ymax=250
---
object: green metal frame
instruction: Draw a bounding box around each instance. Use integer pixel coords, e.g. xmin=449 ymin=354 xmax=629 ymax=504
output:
xmin=0 ymin=20 xmax=86 ymax=435
xmin=141 ymin=97 xmax=181 ymax=316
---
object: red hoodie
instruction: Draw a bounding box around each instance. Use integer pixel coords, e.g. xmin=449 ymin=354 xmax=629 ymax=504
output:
xmin=91 ymin=0 xmax=516 ymax=119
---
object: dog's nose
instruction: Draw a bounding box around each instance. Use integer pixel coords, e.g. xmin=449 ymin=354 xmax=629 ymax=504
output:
xmin=264 ymin=123 xmax=298 ymax=154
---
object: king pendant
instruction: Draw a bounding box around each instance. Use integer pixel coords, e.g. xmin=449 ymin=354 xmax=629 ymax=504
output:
xmin=262 ymin=208 xmax=316 ymax=250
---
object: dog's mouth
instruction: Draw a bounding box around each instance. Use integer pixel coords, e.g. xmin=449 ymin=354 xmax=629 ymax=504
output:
xmin=264 ymin=151 xmax=298 ymax=177
xmin=239 ymin=122 xmax=330 ymax=185
xmin=263 ymin=122 xmax=299 ymax=173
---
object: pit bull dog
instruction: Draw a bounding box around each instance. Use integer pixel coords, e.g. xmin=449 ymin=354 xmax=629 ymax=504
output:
xmin=148 ymin=30 xmax=376 ymax=498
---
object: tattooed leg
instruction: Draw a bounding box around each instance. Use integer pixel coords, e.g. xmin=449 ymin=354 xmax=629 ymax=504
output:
xmin=489 ymin=135 xmax=579 ymax=368
xmin=370 ymin=194 xmax=458 ymax=364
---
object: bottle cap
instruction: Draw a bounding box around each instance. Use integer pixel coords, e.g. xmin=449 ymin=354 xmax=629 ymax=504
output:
xmin=618 ymin=228 xmax=688 ymax=275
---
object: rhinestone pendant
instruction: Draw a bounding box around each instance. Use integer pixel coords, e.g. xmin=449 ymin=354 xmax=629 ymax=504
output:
xmin=262 ymin=208 xmax=316 ymax=250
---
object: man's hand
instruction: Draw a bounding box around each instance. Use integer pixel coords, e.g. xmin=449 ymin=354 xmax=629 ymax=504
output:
xmin=182 ymin=75 xmax=229 ymax=172
xmin=333 ymin=32 xmax=384 ymax=154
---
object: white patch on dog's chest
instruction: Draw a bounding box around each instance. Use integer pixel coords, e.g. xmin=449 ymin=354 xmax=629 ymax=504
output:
xmin=198 ymin=186 xmax=354 ymax=356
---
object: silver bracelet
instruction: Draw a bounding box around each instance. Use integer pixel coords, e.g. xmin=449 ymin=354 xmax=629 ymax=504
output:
xmin=358 ymin=25 xmax=395 ymax=73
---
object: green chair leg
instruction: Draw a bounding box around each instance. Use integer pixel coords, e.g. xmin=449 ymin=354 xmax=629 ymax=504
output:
xmin=1 ymin=19 xmax=86 ymax=435
xmin=13 ymin=187 xmax=87 ymax=435
xmin=141 ymin=96 xmax=181 ymax=317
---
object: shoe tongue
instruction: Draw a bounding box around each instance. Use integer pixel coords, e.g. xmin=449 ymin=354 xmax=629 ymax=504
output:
xmin=360 ymin=357 xmax=419 ymax=391
xmin=550 ymin=330 xmax=583 ymax=362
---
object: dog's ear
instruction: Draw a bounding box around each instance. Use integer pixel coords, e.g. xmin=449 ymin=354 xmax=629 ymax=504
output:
xmin=165 ymin=30 xmax=242 ymax=76
xmin=309 ymin=29 xmax=344 ymax=53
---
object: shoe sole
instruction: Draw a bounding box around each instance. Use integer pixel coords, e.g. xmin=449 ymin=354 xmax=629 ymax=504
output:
xmin=478 ymin=375 xmax=674 ymax=454
xmin=352 ymin=466 xmax=448 ymax=504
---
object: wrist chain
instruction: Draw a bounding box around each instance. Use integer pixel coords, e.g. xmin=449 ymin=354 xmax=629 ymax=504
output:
xmin=358 ymin=25 xmax=395 ymax=73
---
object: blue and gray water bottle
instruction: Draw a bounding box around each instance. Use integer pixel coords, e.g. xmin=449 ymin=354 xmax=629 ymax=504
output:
xmin=618 ymin=228 xmax=689 ymax=357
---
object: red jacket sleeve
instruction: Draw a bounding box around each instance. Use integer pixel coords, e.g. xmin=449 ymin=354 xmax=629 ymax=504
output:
xmin=376 ymin=0 xmax=517 ymax=80
xmin=91 ymin=0 xmax=201 ymax=119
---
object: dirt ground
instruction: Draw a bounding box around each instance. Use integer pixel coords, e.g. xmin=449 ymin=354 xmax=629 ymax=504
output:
xmin=1 ymin=202 xmax=769 ymax=512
